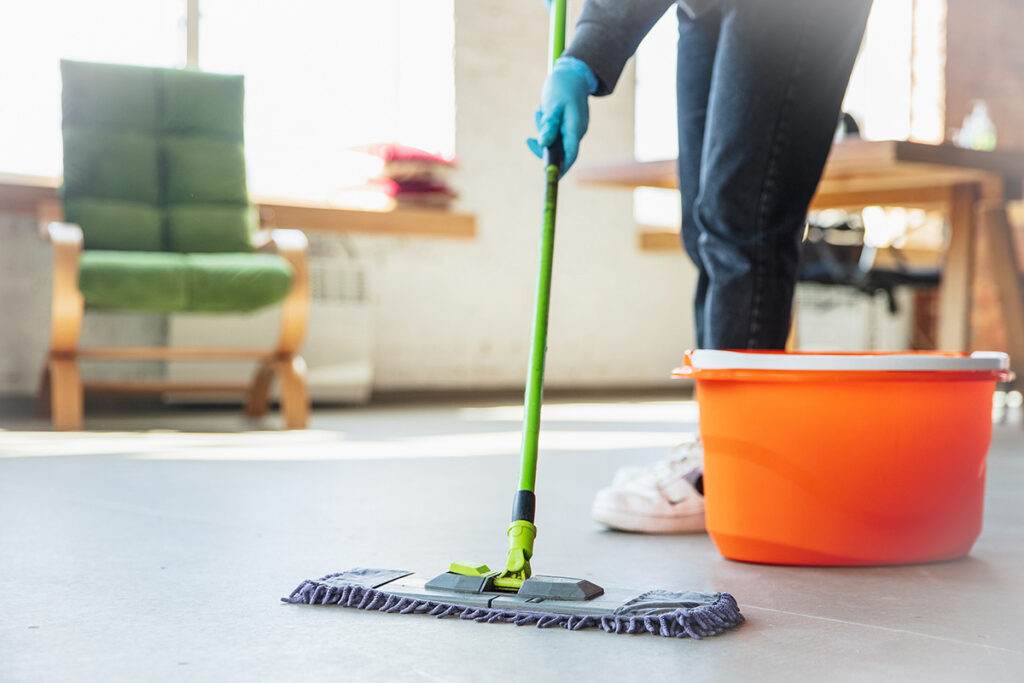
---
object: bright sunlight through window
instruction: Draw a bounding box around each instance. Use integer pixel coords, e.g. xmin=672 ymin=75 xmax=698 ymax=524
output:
xmin=0 ymin=0 xmax=186 ymax=178
xmin=632 ymin=1 xmax=926 ymax=229
xmin=199 ymin=0 xmax=455 ymax=200
xmin=0 ymin=0 xmax=455 ymax=203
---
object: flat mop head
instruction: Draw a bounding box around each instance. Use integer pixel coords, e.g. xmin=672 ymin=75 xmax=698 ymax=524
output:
xmin=283 ymin=568 xmax=744 ymax=639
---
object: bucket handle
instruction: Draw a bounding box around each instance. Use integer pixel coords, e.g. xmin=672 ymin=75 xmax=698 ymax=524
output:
xmin=670 ymin=350 xmax=697 ymax=379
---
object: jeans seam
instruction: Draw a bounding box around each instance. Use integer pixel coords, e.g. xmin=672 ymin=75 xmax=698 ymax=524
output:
xmin=748 ymin=8 xmax=815 ymax=349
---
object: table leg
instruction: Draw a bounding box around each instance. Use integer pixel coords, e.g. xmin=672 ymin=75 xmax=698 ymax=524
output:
xmin=980 ymin=203 xmax=1024 ymax=383
xmin=937 ymin=184 xmax=979 ymax=351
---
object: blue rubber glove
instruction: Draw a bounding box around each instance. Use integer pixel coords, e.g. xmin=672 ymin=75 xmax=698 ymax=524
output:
xmin=527 ymin=56 xmax=598 ymax=177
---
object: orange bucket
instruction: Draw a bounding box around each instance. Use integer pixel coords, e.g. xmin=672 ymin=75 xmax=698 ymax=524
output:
xmin=673 ymin=351 xmax=1013 ymax=566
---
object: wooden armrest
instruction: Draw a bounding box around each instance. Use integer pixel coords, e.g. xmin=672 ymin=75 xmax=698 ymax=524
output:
xmin=254 ymin=229 xmax=310 ymax=355
xmin=37 ymin=191 xmax=80 ymax=248
xmin=41 ymin=221 xmax=85 ymax=249
xmin=251 ymin=228 xmax=274 ymax=252
xmin=253 ymin=228 xmax=309 ymax=255
xmin=42 ymin=221 xmax=84 ymax=355
xmin=271 ymin=228 xmax=309 ymax=253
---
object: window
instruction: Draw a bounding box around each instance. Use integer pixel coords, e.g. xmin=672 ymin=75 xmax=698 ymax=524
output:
xmin=0 ymin=0 xmax=186 ymax=178
xmin=633 ymin=8 xmax=680 ymax=229
xmin=842 ymin=0 xmax=915 ymax=142
xmin=198 ymin=0 xmax=455 ymax=200
xmin=0 ymin=0 xmax=456 ymax=203
xmin=632 ymin=1 xmax=943 ymax=229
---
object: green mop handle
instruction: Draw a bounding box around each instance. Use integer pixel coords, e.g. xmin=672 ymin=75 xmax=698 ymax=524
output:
xmin=503 ymin=0 xmax=567 ymax=580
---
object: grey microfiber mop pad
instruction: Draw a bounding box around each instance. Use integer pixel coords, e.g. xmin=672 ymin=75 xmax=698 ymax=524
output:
xmin=283 ymin=569 xmax=744 ymax=638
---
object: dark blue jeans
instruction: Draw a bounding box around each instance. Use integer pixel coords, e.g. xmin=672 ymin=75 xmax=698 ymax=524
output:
xmin=676 ymin=0 xmax=872 ymax=349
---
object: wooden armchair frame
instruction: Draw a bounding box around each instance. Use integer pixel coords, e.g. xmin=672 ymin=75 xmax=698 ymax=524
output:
xmin=37 ymin=200 xmax=312 ymax=430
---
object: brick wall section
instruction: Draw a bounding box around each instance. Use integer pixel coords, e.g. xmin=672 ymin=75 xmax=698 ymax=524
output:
xmin=945 ymin=0 xmax=1024 ymax=149
xmin=944 ymin=0 xmax=1024 ymax=352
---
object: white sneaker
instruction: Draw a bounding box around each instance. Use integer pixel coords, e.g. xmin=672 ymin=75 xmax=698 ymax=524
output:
xmin=591 ymin=440 xmax=705 ymax=534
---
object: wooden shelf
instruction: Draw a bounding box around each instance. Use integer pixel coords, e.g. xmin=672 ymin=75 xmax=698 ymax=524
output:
xmin=0 ymin=173 xmax=476 ymax=239
xmin=0 ymin=173 xmax=60 ymax=214
xmin=637 ymin=228 xmax=681 ymax=252
xmin=255 ymin=198 xmax=475 ymax=239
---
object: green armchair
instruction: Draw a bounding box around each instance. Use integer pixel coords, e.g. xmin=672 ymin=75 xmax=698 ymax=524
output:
xmin=40 ymin=59 xmax=311 ymax=430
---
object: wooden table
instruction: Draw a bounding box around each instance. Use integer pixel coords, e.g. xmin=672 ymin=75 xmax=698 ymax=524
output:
xmin=579 ymin=140 xmax=1024 ymax=378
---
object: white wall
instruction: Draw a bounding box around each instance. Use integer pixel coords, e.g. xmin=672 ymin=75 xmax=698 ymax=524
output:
xmin=352 ymin=0 xmax=696 ymax=390
xmin=0 ymin=0 xmax=696 ymax=397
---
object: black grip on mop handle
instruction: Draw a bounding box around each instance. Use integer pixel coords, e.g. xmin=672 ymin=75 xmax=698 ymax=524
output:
xmin=511 ymin=489 xmax=536 ymax=523
xmin=542 ymin=137 xmax=564 ymax=173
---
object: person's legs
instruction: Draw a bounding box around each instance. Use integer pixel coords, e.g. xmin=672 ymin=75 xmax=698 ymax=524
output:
xmin=696 ymin=0 xmax=872 ymax=349
xmin=594 ymin=0 xmax=872 ymax=533
xmin=676 ymin=4 xmax=722 ymax=349
xmin=591 ymin=8 xmax=722 ymax=535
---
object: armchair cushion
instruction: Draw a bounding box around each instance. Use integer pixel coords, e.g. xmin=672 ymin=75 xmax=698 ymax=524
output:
xmin=61 ymin=128 xmax=160 ymax=204
xmin=79 ymin=251 xmax=188 ymax=312
xmin=161 ymin=69 xmax=245 ymax=139
xmin=64 ymin=198 xmax=163 ymax=251
xmin=78 ymin=251 xmax=292 ymax=313
xmin=186 ymin=253 xmax=293 ymax=312
xmin=60 ymin=60 xmax=158 ymax=132
xmin=162 ymin=136 xmax=248 ymax=205
xmin=165 ymin=205 xmax=255 ymax=254
xmin=61 ymin=61 xmax=293 ymax=316
xmin=61 ymin=60 xmax=254 ymax=260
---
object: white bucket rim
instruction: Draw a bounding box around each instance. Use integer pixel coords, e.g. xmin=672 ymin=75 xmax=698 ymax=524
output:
xmin=688 ymin=351 xmax=1009 ymax=372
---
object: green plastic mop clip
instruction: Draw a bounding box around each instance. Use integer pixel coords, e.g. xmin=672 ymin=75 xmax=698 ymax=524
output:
xmin=447 ymin=562 xmax=494 ymax=577
xmin=492 ymin=520 xmax=538 ymax=590
xmin=448 ymin=518 xmax=538 ymax=591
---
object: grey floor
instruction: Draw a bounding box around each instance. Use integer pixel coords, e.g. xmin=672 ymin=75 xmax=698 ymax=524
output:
xmin=1 ymin=397 xmax=1022 ymax=682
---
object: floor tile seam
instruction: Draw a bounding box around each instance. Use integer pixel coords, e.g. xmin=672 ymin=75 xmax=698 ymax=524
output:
xmin=741 ymin=604 xmax=1023 ymax=654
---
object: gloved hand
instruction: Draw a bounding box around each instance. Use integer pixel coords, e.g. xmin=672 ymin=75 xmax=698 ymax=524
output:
xmin=527 ymin=56 xmax=597 ymax=176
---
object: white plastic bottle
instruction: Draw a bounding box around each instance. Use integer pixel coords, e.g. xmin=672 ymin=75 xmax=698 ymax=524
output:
xmin=955 ymin=100 xmax=997 ymax=150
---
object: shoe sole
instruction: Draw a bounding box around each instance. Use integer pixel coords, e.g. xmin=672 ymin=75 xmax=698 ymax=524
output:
xmin=591 ymin=506 xmax=706 ymax=534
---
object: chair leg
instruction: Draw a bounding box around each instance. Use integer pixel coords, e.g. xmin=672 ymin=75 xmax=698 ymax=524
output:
xmin=48 ymin=357 xmax=83 ymax=431
xmin=244 ymin=361 xmax=276 ymax=417
xmin=277 ymin=355 xmax=309 ymax=430
xmin=38 ymin=365 xmax=53 ymax=417
xmin=981 ymin=204 xmax=1024 ymax=385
